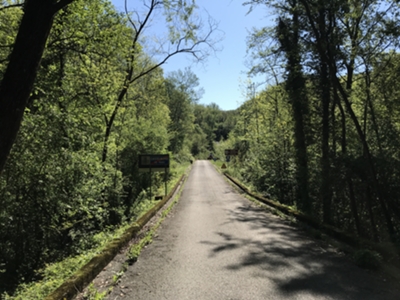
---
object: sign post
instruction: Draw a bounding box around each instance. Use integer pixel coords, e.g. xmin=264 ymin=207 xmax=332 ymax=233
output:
xmin=224 ymin=149 xmax=238 ymax=163
xmin=138 ymin=154 xmax=170 ymax=200
xmin=164 ymin=167 xmax=168 ymax=196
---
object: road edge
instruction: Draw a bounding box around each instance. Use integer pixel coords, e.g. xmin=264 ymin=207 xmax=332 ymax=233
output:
xmin=211 ymin=163 xmax=400 ymax=284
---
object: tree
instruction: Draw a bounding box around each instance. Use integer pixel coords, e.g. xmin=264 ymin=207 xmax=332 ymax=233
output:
xmin=0 ymin=0 xmax=75 ymax=175
xmin=0 ymin=0 xmax=219 ymax=174
xmin=0 ymin=0 xmax=130 ymax=287
xmin=243 ymin=0 xmax=400 ymax=241
xmin=276 ymin=1 xmax=311 ymax=212
xmin=99 ymin=0 xmax=218 ymax=163
xmin=167 ymin=67 xmax=205 ymax=102
xmin=298 ymin=0 xmax=398 ymax=236
xmin=165 ymin=68 xmax=205 ymax=154
xmin=165 ymin=78 xmax=194 ymax=154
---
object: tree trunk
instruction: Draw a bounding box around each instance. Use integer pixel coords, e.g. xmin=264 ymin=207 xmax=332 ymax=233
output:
xmin=277 ymin=4 xmax=311 ymax=212
xmin=320 ymin=59 xmax=332 ymax=224
xmin=365 ymin=185 xmax=379 ymax=242
xmin=334 ymin=75 xmax=395 ymax=237
xmin=0 ymin=0 xmax=72 ymax=175
xmin=364 ymin=64 xmax=383 ymax=153
xmin=101 ymin=90 xmax=125 ymax=163
xmin=333 ymin=86 xmax=363 ymax=236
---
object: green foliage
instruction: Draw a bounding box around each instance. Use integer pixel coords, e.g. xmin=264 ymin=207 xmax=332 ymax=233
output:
xmin=0 ymin=2 xmax=132 ymax=290
xmin=0 ymin=0 xmax=215 ymax=296
xmin=192 ymin=103 xmax=237 ymax=155
xmin=127 ymin=182 xmax=182 ymax=265
xmin=127 ymin=231 xmax=153 ymax=264
xmin=163 ymin=69 xmax=236 ymax=159
xmin=0 ymin=1 xmax=22 ymax=75
xmin=229 ymin=0 xmax=400 ymax=257
xmin=221 ymin=83 xmax=297 ymax=204
xmin=84 ymin=284 xmax=107 ymax=300
xmin=165 ymin=75 xmax=195 ymax=154
xmin=1 ymin=225 xmax=128 ymax=300
xmin=2 ymin=161 xmax=188 ymax=299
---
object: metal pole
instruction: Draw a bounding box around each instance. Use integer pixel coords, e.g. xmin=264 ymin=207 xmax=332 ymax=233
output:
xmin=165 ymin=168 xmax=168 ymax=196
xmin=149 ymin=167 xmax=152 ymax=200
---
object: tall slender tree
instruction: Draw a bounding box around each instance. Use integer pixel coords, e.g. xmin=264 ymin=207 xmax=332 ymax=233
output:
xmin=276 ymin=0 xmax=311 ymax=212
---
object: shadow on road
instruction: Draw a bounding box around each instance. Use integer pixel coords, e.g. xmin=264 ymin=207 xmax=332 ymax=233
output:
xmin=200 ymin=204 xmax=399 ymax=299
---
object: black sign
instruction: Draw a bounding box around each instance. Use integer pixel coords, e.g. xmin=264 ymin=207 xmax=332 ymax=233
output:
xmin=224 ymin=149 xmax=238 ymax=156
xmin=139 ymin=154 xmax=170 ymax=172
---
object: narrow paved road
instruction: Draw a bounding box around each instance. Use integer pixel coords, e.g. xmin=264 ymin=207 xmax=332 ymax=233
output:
xmin=108 ymin=160 xmax=398 ymax=299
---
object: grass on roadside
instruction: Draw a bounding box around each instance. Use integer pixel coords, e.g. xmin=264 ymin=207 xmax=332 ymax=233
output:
xmin=127 ymin=187 xmax=183 ymax=264
xmin=96 ymin=178 xmax=186 ymax=298
xmin=2 ymin=225 xmax=131 ymax=300
xmin=3 ymin=164 xmax=189 ymax=300
xmin=210 ymin=159 xmax=233 ymax=175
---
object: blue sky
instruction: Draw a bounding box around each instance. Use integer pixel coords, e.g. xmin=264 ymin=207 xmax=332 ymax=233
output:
xmin=111 ymin=0 xmax=274 ymax=111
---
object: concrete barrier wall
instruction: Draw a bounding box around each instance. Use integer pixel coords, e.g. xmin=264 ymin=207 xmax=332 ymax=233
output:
xmin=224 ymin=173 xmax=399 ymax=263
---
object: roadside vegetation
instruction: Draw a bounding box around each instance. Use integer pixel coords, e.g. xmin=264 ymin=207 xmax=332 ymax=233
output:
xmin=0 ymin=0 xmax=224 ymax=297
xmin=213 ymin=0 xmax=400 ymax=266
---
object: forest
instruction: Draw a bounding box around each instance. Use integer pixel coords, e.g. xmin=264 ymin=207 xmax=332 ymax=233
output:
xmin=1 ymin=0 xmax=400 ymax=298
xmin=218 ymin=0 xmax=400 ymax=255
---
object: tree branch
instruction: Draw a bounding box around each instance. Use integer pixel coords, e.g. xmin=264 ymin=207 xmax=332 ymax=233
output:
xmin=52 ymin=0 xmax=75 ymax=13
xmin=0 ymin=3 xmax=23 ymax=12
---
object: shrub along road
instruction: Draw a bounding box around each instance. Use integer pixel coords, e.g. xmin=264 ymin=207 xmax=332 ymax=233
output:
xmin=108 ymin=160 xmax=399 ymax=299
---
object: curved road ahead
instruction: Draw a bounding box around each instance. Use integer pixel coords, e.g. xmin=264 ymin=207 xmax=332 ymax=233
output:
xmin=108 ymin=160 xmax=398 ymax=299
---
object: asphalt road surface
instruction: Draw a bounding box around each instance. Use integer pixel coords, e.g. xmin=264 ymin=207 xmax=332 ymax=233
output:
xmin=108 ymin=160 xmax=399 ymax=300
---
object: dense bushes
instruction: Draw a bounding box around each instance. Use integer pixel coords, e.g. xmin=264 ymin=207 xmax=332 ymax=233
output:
xmin=0 ymin=0 xmax=216 ymax=295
